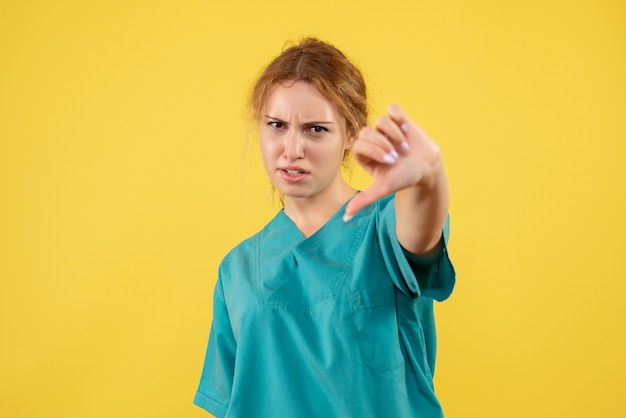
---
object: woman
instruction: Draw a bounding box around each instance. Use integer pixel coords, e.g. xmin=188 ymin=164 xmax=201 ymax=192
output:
xmin=194 ymin=37 xmax=455 ymax=417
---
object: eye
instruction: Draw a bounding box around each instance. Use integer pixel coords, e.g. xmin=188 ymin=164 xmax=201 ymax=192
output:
xmin=308 ymin=125 xmax=329 ymax=134
xmin=268 ymin=121 xmax=284 ymax=129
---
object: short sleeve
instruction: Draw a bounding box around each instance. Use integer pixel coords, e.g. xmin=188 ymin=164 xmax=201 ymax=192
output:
xmin=193 ymin=277 xmax=236 ymax=417
xmin=377 ymin=198 xmax=456 ymax=301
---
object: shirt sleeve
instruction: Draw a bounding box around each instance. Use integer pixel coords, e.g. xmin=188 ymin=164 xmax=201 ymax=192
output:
xmin=193 ymin=276 xmax=236 ymax=417
xmin=377 ymin=197 xmax=456 ymax=301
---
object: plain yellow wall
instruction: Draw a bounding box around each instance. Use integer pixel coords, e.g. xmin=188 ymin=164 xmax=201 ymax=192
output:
xmin=1 ymin=0 xmax=625 ymax=417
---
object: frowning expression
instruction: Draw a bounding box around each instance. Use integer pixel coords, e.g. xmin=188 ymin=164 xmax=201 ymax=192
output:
xmin=259 ymin=80 xmax=354 ymax=202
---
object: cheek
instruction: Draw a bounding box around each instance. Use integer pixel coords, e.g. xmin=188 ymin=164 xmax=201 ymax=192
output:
xmin=312 ymin=143 xmax=344 ymax=168
xmin=258 ymin=136 xmax=279 ymax=168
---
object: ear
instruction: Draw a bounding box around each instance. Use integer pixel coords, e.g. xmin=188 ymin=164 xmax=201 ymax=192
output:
xmin=344 ymin=132 xmax=358 ymax=150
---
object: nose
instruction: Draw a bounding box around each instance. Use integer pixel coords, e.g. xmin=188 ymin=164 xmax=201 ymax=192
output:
xmin=283 ymin=130 xmax=305 ymax=160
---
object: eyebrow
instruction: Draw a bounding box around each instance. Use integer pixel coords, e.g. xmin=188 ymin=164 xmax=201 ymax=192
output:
xmin=264 ymin=115 xmax=334 ymax=125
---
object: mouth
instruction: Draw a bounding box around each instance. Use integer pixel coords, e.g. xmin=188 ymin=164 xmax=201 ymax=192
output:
xmin=283 ymin=169 xmax=306 ymax=176
xmin=279 ymin=167 xmax=309 ymax=182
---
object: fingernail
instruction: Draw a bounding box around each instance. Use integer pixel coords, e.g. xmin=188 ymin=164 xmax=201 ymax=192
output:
xmin=401 ymin=123 xmax=408 ymax=133
xmin=383 ymin=151 xmax=397 ymax=164
xmin=401 ymin=141 xmax=410 ymax=151
xmin=343 ymin=212 xmax=354 ymax=222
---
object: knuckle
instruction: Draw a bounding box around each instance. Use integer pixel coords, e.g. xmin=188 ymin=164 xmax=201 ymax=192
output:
xmin=375 ymin=116 xmax=386 ymax=126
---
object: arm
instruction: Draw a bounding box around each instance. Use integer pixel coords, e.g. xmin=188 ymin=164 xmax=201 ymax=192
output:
xmin=344 ymin=104 xmax=449 ymax=256
xmin=194 ymin=277 xmax=235 ymax=417
xmin=394 ymin=149 xmax=448 ymax=256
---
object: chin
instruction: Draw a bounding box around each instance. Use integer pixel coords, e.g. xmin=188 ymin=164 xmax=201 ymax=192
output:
xmin=277 ymin=186 xmax=312 ymax=200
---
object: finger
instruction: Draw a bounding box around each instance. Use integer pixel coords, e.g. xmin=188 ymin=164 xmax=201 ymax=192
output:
xmin=387 ymin=104 xmax=431 ymax=145
xmin=374 ymin=116 xmax=409 ymax=154
xmin=343 ymin=178 xmax=391 ymax=222
xmin=356 ymin=127 xmax=399 ymax=165
xmin=386 ymin=104 xmax=410 ymax=131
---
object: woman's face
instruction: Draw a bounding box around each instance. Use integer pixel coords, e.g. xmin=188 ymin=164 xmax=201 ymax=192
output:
xmin=258 ymin=80 xmax=353 ymax=203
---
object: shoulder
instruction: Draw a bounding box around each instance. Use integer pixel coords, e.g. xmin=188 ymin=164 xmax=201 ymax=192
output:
xmin=374 ymin=195 xmax=395 ymax=213
xmin=353 ymin=194 xmax=395 ymax=222
xmin=220 ymin=231 xmax=258 ymax=272
xmin=218 ymin=211 xmax=284 ymax=273
xmin=216 ymin=231 xmax=260 ymax=302
xmin=368 ymin=194 xmax=396 ymax=226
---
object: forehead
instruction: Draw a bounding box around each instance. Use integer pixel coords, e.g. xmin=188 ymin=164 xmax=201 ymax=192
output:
xmin=264 ymin=81 xmax=342 ymax=121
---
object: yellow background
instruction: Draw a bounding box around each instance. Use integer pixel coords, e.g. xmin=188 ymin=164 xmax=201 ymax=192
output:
xmin=1 ymin=0 xmax=625 ymax=417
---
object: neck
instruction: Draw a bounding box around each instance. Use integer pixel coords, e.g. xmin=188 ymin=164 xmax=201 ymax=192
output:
xmin=283 ymin=181 xmax=357 ymax=237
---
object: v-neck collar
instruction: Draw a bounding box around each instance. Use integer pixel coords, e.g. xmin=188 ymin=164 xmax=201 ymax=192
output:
xmin=256 ymin=196 xmax=374 ymax=309
xmin=276 ymin=193 xmax=359 ymax=241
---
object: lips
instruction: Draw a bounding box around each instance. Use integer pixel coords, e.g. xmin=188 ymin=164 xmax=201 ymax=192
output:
xmin=284 ymin=169 xmax=305 ymax=176
xmin=279 ymin=166 xmax=309 ymax=175
xmin=279 ymin=166 xmax=309 ymax=182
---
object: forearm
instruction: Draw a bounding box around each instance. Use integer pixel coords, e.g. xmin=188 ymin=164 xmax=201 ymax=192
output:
xmin=395 ymin=161 xmax=449 ymax=257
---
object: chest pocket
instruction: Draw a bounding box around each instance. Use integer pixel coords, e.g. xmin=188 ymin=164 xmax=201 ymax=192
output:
xmin=351 ymin=285 xmax=405 ymax=372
